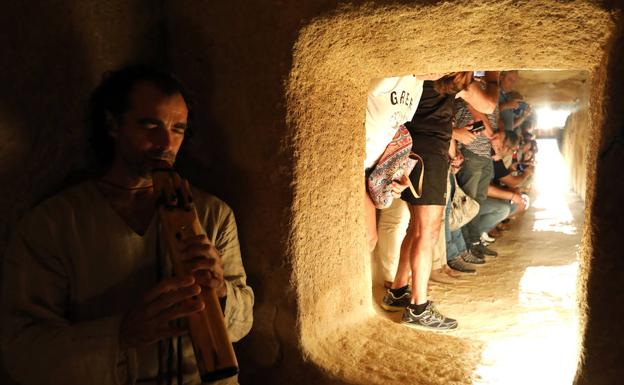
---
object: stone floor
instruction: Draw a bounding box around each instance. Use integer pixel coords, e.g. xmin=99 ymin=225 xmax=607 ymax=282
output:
xmin=374 ymin=138 xmax=584 ymax=385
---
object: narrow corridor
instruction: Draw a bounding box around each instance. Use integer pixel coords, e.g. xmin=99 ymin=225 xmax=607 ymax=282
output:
xmin=436 ymin=138 xmax=582 ymax=384
xmin=376 ymin=139 xmax=584 ymax=384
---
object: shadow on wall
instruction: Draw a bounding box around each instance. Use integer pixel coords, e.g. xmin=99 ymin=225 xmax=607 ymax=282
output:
xmin=0 ymin=4 xmax=92 ymax=384
xmin=0 ymin=2 xmax=91 ymax=254
xmin=576 ymin=13 xmax=624 ymax=385
xmin=163 ymin=9 xmax=283 ymax=377
xmin=164 ymin=2 xmax=319 ymax=382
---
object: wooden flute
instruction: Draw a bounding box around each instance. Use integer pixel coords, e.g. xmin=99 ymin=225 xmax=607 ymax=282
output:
xmin=152 ymin=166 xmax=238 ymax=382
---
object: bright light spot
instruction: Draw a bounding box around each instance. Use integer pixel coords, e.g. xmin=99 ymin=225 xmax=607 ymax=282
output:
xmin=474 ymin=263 xmax=580 ymax=385
xmin=472 ymin=138 xmax=580 ymax=385
xmin=532 ymin=139 xmax=576 ymax=234
xmin=536 ymin=107 xmax=572 ymax=130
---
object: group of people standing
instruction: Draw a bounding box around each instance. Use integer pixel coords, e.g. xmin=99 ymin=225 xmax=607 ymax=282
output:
xmin=365 ymin=70 xmax=537 ymax=331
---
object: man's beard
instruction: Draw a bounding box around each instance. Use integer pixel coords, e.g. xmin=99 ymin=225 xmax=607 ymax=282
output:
xmin=122 ymin=150 xmax=176 ymax=178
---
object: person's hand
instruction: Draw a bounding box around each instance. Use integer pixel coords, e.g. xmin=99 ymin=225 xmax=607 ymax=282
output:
xmin=511 ymin=192 xmax=526 ymax=211
xmin=120 ymin=275 xmax=204 ymax=349
xmin=450 ymin=152 xmax=464 ymax=169
xmin=390 ymin=174 xmax=410 ymax=198
xmin=452 ymin=124 xmax=477 ymax=145
xmin=179 ymin=234 xmax=227 ymax=298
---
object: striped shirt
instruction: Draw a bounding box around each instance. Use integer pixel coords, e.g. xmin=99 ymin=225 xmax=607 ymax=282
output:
xmin=454 ymin=91 xmax=498 ymax=158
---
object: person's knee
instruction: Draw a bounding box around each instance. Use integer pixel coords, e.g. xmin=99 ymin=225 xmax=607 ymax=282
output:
xmin=419 ymin=220 xmax=442 ymax=246
xmin=429 ymin=227 xmax=442 ymax=244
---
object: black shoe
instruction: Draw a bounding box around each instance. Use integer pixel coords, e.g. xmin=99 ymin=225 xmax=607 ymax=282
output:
xmin=478 ymin=241 xmax=498 ymax=257
xmin=381 ymin=288 xmax=411 ymax=312
xmin=470 ymin=242 xmax=498 ymax=258
xmin=401 ymin=302 xmax=458 ymax=331
xmin=461 ymin=250 xmax=485 ymax=265
xmin=448 ymin=257 xmax=476 ymax=273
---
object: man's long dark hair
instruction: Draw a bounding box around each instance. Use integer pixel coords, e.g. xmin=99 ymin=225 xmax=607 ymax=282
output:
xmin=87 ymin=65 xmax=193 ymax=171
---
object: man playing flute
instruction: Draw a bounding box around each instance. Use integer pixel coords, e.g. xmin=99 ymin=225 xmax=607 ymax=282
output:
xmin=2 ymin=66 xmax=254 ymax=384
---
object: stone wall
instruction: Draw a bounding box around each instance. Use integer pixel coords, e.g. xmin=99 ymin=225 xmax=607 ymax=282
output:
xmin=561 ymin=108 xmax=591 ymax=201
xmin=1 ymin=1 xmax=623 ymax=384
xmin=575 ymin=7 xmax=624 ymax=384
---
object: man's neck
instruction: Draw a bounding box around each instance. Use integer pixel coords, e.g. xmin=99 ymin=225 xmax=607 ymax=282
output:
xmin=95 ymin=167 xmax=157 ymax=235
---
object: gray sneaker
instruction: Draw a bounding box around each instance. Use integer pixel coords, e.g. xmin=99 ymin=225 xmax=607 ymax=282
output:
xmin=448 ymin=257 xmax=477 ymax=273
xmin=470 ymin=242 xmax=498 ymax=258
xmin=401 ymin=302 xmax=458 ymax=331
xmin=381 ymin=289 xmax=411 ymax=312
xmin=461 ymin=250 xmax=485 ymax=265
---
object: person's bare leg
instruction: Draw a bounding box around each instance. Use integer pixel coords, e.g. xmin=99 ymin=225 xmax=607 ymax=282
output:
xmin=364 ymin=191 xmax=378 ymax=253
xmin=391 ymin=226 xmax=413 ymax=289
xmin=407 ymin=205 xmax=445 ymax=305
xmin=391 ymin=210 xmax=421 ymax=289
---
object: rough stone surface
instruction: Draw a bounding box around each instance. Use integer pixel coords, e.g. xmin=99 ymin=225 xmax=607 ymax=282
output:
xmin=561 ymin=108 xmax=591 ymax=200
xmin=286 ymin=2 xmax=615 ymax=385
xmin=0 ymin=1 xmax=623 ymax=384
xmin=516 ymin=70 xmax=589 ymax=107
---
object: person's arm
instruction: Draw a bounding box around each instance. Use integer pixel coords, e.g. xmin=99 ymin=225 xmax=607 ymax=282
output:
xmin=499 ymin=165 xmax=534 ymax=188
xmin=457 ymin=71 xmax=499 ymax=114
xmin=213 ymin=206 xmax=254 ymax=343
xmin=1 ymin=212 xmax=136 ymax=385
xmin=487 ymin=184 xmax=525 ymax=209
xmin=452 ymin=123 xmax=477 ymax=145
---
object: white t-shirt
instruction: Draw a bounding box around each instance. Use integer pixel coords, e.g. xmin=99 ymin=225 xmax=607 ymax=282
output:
xmin=364 ymin=75 xmax=424 ymax=169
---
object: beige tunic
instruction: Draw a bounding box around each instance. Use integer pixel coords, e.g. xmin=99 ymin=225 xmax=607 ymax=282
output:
xmin=2 ymin=181 xmax=254 ymax=384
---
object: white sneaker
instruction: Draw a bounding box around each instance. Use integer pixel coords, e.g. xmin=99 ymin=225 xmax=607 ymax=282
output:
xmin=480 ymin=232 xmax=495 ymax=244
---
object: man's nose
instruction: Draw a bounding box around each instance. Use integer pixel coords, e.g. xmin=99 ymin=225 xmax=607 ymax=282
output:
xmin=153 ymin=127 xmax=174 ymax=149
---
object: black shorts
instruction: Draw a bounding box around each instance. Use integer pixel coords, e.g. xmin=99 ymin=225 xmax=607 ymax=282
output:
xmin=401 ymin=151 xmax=449 ymax=206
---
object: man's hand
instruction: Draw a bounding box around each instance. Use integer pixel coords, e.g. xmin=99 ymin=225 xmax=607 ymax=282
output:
xmin=120 ymin=275 xmax=204 ymax=349
xmin=390 ymin=174 xmax=410 ymax=198
xmin=452 ymin=124 xmax=477 ymax=145
xmin=179 ymin=234 xmax=226 ymax=298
